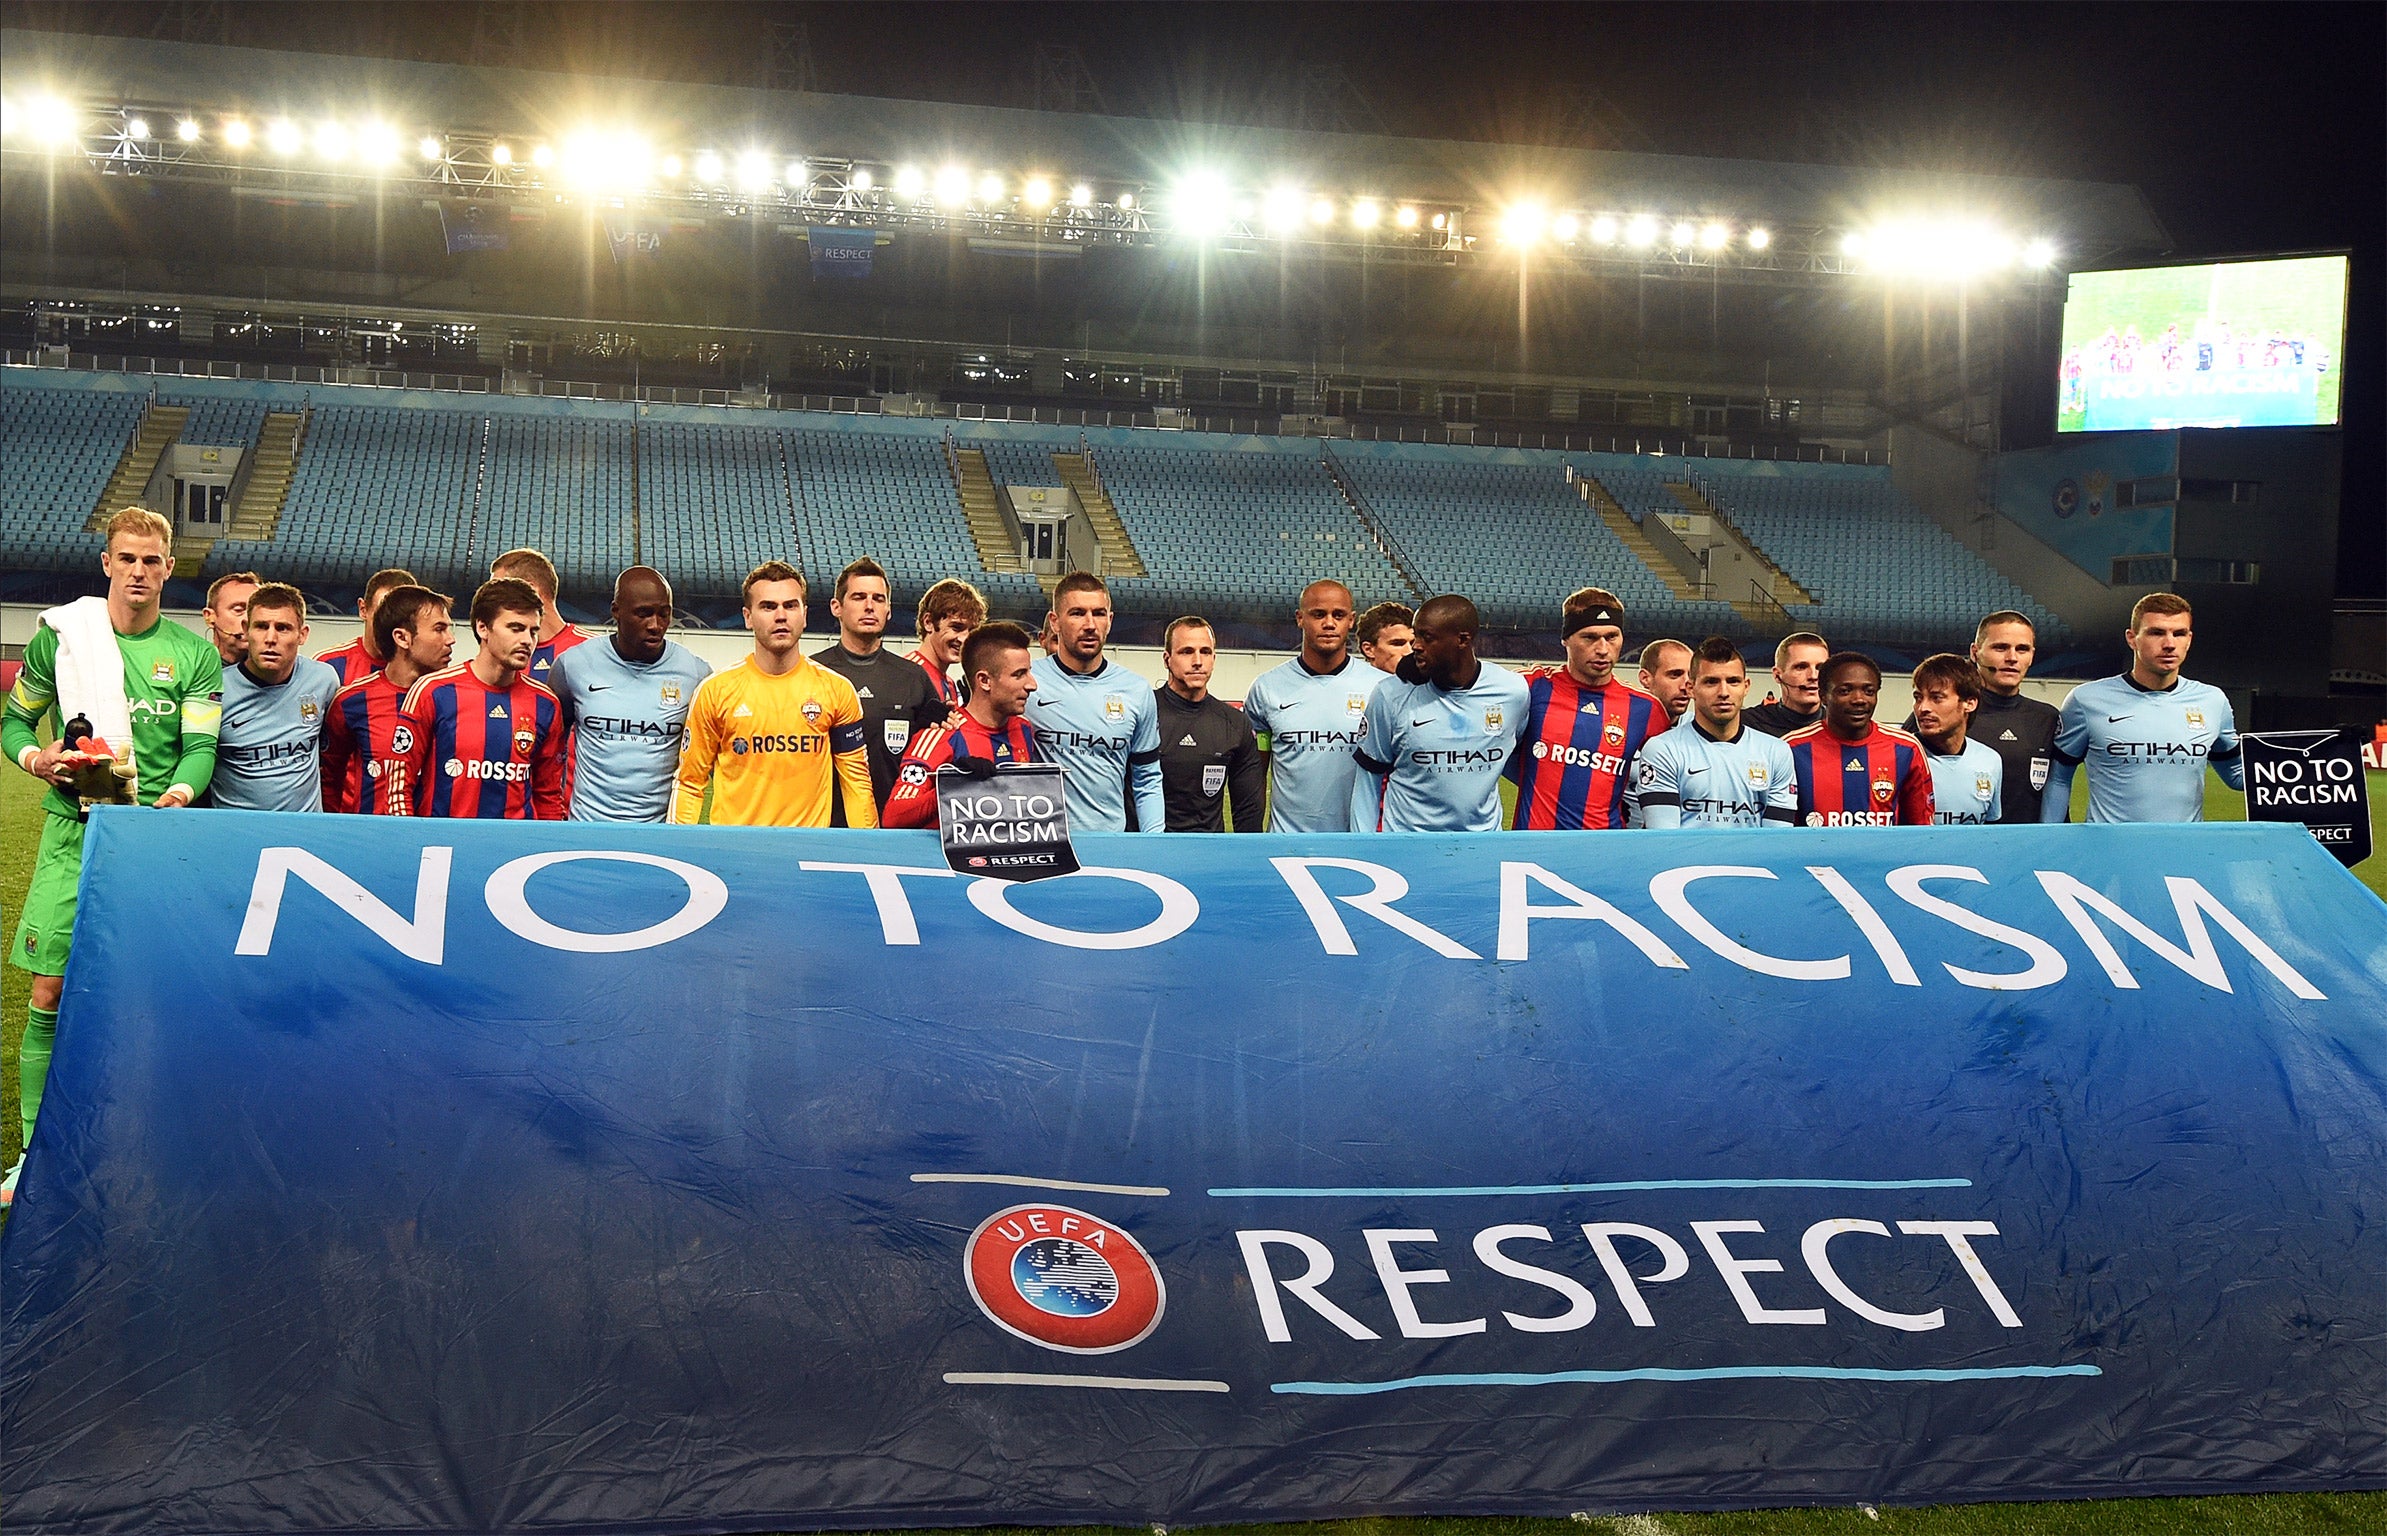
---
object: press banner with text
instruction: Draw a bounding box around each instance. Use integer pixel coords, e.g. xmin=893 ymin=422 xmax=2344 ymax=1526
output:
xmin=4 ymin=814 xmax=2384 ymax=1534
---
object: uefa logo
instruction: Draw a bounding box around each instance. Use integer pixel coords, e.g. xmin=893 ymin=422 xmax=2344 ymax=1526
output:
xmin=963 ymin=1203 xmax=1165 ymax=1354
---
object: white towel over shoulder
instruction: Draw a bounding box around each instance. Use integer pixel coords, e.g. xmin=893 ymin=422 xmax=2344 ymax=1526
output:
xmin=38 ymin=596 xmax=136 ymax=754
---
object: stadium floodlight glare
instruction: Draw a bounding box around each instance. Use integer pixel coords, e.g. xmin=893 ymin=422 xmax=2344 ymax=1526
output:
xmin=659 ymin=153 xmax=684 ymax=178
xmin=1023 ymin=175 xmax=1053 ymax=208
xmin=1624 ymin=214 xmax=1658 ymax=248
xmin=177 ymin=117 xmax=202 ymax=143
xmin=417 ymin=134 xmax=443 ymax=160
xmin=265 ymin=118 xmax=302 ymax=155
xmin=1068 ymin=181 xmax=1093 ymax=208
xmin=30 ymin=96 xmax=78 ymax=147
xmin=125 ymin=116 xmax=150 ymax=140
xmin=786 ymin=158 xmax=807 ymax=188
xmin=1840 ymin=231 xmax=1866 ymax=257
xmin=1746 ymin=226 xmax=1771 ymax=251
xmin=315 ymin=121 xmax=350 ymax=162
xmin=1116 ymin=189 xmax=1135 ymax=210
xmin=1171 ymin=172 xmax=1231 ymax=236
xmin=1351 ymin=198 xmax=1382 ymax=229
xmin=892 ymin=164 xmax=924 ymax=197
xmin=1309 ymin=196 xmax=1336 ymax=226
xmin=530 ymin=143 xmax=555 ymax=169
xmin=358 ymin=122 xmax=401 ymax=168
xmin=693 ymin=150 xmax=725 ymax=184
xmin=489 ymin=142 xmax=513 ymax=166
xmin=850 ymin=166 xmax=874 ymax=191
xmin=1669 ymin=220 xmax=1695 ymax=247
xmin=1589 ymin=214 xmax=1619 ymax=244
xmin=1261 ymin=184 xmax=1303 ymax=232
xmin=1394 ymin=204 xmax=1419 ymax=229
xmin=1700 ymin=221 xmax=1730 ymax=250
xmin=222 ymin=117 xmax=252 ymax=149
xmin=1430 ymin=211 xmax=1447 ymax=230
xmin=2023 ymin=236 xmax=2057 ymax=268
xmin=1552 ymin=211 xmax=1580 ymax=241
xmin=933 ymin=164 xmax=969 ymax=205
xmin=1498 ymin=201 xmax=1548 ymax=245
xmin=977 ymin=171 xmax=1004 ymax=203
xmin=736 ymin=150 xmax=774 ymax=191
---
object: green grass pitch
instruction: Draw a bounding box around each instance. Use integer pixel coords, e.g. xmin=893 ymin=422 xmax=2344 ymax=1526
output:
xmin=2 ymin=768 xmax=2381 ymax=1533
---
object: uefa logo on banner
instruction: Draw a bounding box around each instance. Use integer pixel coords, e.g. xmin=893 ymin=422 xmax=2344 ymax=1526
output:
xmin=963 ymin=1204 xmax=1165 ymax=1353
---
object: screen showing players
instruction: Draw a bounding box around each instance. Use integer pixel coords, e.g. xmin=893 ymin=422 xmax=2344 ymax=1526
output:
xmin=2056 ymin=254 xmax=2347 ymax=432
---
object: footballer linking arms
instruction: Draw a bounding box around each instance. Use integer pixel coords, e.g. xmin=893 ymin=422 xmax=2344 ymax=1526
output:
xmin=1242 ymin=579 xmax=1370 ymax=832
xmin=1783 ymin=654 xmax=1935 ymax=826
xmin=1350 ymin=594 xmax=1531 ymax=832
xmin=5 ymin=508 xmax=222 ymax=1202
xmin=1634 ymin=637 xmax=1798 ymax=830
xmin=1026 ymin=571 xmax=1164 ymax=833
xmin=321 ymin=585 xmax=454 ymax=814
xmin=401 ymin=578 xmax=569 ymax=820
xmin=1511 ymin=588 xmax=1670 ymax=830
xmin=884 ymin=621 xmax=1045 ymax=829
xmin=1910 ymin=653 xmax=2004 ymax=826
xmin=548 ymin=567 xmax=711 ymax=823
xmin=673 ymin=562 xmax=876 ymax=827
xmin=910 ymin=577 xmax=987 ymax=710
xmin=209 ymin=582 xmax=342 ymax=812
xmin=2043 ymin=592 xmax=2243 ymax=823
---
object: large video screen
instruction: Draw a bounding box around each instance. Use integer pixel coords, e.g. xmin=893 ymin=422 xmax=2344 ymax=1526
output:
xmin=2057 ymin=254 xmax=2347 ymax=432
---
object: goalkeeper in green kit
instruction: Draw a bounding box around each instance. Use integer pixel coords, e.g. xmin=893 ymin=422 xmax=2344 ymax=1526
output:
xmin=3 ymin=507 xmax=222 ymax=1206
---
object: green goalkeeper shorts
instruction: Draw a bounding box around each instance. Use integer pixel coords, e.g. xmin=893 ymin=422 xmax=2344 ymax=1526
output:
xmin=9 ymin=811 xmax=86 ymax=978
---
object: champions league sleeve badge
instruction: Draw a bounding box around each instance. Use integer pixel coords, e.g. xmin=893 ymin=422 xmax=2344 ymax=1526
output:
xmin=963 ymin=1203 xmax=1166 ymax=1354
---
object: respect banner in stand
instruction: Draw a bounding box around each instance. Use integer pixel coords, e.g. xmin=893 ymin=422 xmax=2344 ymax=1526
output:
xmin=4 ymin=813 xmax=2384 ymax=1533
xmin=2242 ymin=728 xmax=2374 ymax=867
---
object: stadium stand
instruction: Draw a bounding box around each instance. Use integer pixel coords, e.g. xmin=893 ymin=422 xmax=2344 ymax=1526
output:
xmin=1 ymin=376 xmax=147 ymax=572
xmin=3 ymin=366 xmax=2066 ymax=648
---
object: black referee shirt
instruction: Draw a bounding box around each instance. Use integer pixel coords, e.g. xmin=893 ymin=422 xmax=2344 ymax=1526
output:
xmin=1904 ymin=689 xmax=2063 ymax=825
xmin=1154 ymin=685 xmax=1268 ymax=832
xmin=810 ymin=642 xmax=950 ymax=820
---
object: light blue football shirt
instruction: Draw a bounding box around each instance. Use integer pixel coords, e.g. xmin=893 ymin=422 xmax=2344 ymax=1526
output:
xmin=1242 ymin=654 xmax=1372 ymax=832
xmin=1926 ymin=736 xmax=2005 ymax=825
xmin=211 ymin=656 xmax=342 ymax=812
xmin=2041 ymin=673 xmax=2243 ymax=824
xmin=1349 ymin=662 xmax=1533 ymax=832
xmin=1026 ymin=653 xmax=1165 ymax=833
xmin=549 ymin=637 xmax=713 ymax=822
xmin=1634 ymin=717 xmax=1799 ymax=829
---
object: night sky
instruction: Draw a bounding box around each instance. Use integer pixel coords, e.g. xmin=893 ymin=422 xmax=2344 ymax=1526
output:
xmin=10 ymin=0 xmax=2380 ymax=594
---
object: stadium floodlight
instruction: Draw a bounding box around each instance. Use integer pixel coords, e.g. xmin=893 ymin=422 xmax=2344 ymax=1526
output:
xmin=126 ymin=116 xmax=150 ymax=140
xmin=786 ymin=158 xmax=807 ymax=188
xmin=1669 ymin=220 xmax=1695 ymax=247
xmin=850 ymin=167 xmax=874 ymax=191
xmin=1700 ymin=221 xmax=1730 ymax=250
xmin=358 ymin=122 xmax=401 ymax=168
xmin=1746 ymin=226 xmax=1771 ymax=251
xmin=2023 ymin=236 xmax=2057 ymax=268
xmin=1590 ymin=213 xmax=1619 ymax=244
xmin=1552 ymin=211 xmax=1580 ymax=241
xmin=933 ymin=164 xmax=969 ymax=205
xmin=693 ymin=150 xmax=724 ymax=184
xmin=266 ymin=118 xmax=302 ymax=156
xmin=1068 ymin=181 xmax=1093 ymax=208
xmin=1308 ymin=196 xmax=1336 ymax=227
xmin=1394 ymin=204 xmax=1419 ymax=229
xmin=1261 ymin=184 xmax=1303 ymax=233
xmin=222 ymin=117 xmax=252 ymax=149
xmin=892 ymin=164 xmax=924 ymax=197
xmin=530 ymin=143 xmax=555 ymax=169
xmin=977 ymin=171 xmax=1005 ymax=203
xmin=177 ymin=117 xmax=202 ymax=143
xmin=1171 ymin=173 xmax=1232 ymax=237
xmin=30 ymin=96 xmax=78 ymax=147
xmin=1624 ymin=214 xmax=1658 ymax=248
xmin=736 ymin=150 xmax=774 ymax=191
xmin=489 ymin=142 xmax=513 ymax=166
xmin=1430 ymin=211 xmax=1446 ymax=230
xmin=1116 ymin=189 xmax=1136 ymax=210
xmin=1498 ymin=201 xmax=1548 ymax=245
xmin=1839 ymin=231 xmax=1866 ymax=257
xmin=315 ymin=121 xmax=350 ymax=162
xmin=1351 ymin=198 xmax=1382 ymax=229
xmin=417 ymin=134 xmax=443 ymax=160
xmin=659 ymin=153 xmax=684 ymax=178
xmin=1023 ymin=175 xmax=1053 ymax=208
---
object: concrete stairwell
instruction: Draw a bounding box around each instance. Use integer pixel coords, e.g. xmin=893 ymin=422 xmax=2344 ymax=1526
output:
xmin=1663 ymin=479 xmax=1815 ymax=622
xmin=950 ymin=446 xmax=1027 ymax=573
xmin=1053 ymin=450 xmax=1147 ymax=579
xmin=88 ymin=403 xmax=189 ymax=530
xmin=1576 ymin=472 xmax=1705 ymax=600
xmin=169 ymin=410 xmax=309 ymax=578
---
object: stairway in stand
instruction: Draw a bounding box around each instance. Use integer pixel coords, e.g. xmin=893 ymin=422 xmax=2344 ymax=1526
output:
xmin=1052 ymin=451 xmax=1146 ymax=585
xmin=949 ymin=446 xmax=1027 ymax=574
xmin=1575 ymin=472 xmax=1704 ymax=600
xmin=88 ymin=404 xmax=189 ymax=531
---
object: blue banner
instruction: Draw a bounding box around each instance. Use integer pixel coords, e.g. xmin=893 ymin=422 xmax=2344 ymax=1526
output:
xmin=5 ymin=813 xmax=2384 ymax=1533
xmin=436 ymin=200 xmax=509 ymax=254
xmin=1991 ymin=433 xmax=2178 ymax=581
xmin=809 ymin=224 xmax=878 ymax=278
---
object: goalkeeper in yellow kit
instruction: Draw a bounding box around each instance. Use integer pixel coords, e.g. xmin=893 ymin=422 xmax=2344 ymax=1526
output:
xmin=672 ymin=562 xmax=878 ymax=827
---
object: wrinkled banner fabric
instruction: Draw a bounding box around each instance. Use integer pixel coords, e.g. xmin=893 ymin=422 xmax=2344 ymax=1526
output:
xmin=4 ymin=812 xmax=2384 ymax=1534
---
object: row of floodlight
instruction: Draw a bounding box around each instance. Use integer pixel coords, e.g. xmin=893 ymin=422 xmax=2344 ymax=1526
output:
xmin=1 ymin=96 xmax=2064 ymax=272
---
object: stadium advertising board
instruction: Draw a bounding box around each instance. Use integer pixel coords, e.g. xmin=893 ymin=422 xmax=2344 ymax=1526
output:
xmin=2057 ymin=255 xmax=2349 ymax=432
xmin=5 ymin=814 xmax=2384 ymax=1532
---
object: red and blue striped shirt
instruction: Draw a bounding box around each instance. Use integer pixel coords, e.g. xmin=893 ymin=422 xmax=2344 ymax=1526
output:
xmin=883 ymin=715 xmax=1041 ymax=829
xmin=321 ymin=670 xmax=418 ymax=815
xmin=399 ymin=663 xmax=569 ymax=820
xmin=1783 ymin=720 xmax=1936 ymax=827
xmin=1509 ymin=669 xmax=1671 ymax=830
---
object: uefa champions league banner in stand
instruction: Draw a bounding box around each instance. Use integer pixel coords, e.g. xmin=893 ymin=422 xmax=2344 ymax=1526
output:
xmin=4 ymin=813 xmax=2385 ymax=1534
